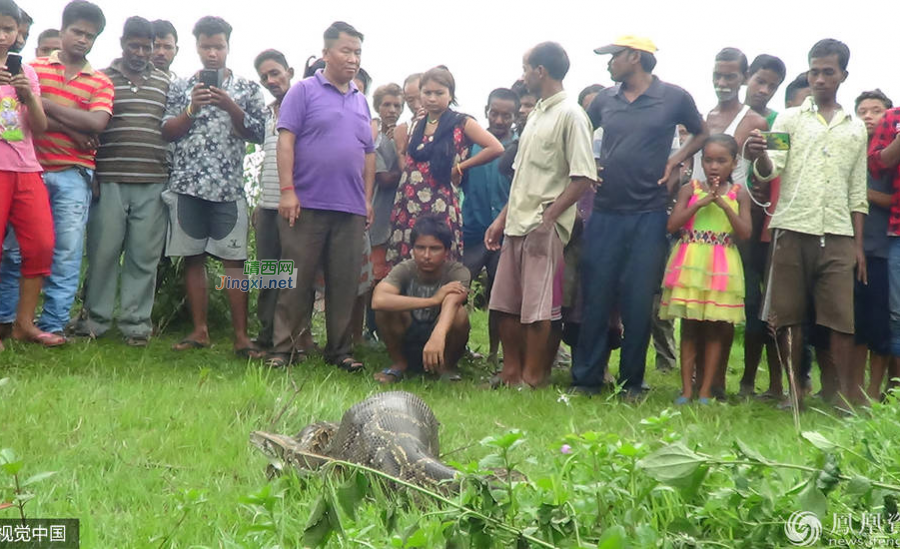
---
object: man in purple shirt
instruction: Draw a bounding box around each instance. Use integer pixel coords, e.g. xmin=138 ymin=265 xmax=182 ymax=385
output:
xmin=268 ymin=21 xmax=375 ymax=370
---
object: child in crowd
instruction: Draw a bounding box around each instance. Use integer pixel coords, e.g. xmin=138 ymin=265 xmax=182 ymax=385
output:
xmin=0 ymin=0 xmax=56 ymax=351
xmin=659 ymin=134 xmax=751 ymax=404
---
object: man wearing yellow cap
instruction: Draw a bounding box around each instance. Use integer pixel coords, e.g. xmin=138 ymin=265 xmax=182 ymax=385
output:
xmin=571 ymin=35 xmax=709 ymax=399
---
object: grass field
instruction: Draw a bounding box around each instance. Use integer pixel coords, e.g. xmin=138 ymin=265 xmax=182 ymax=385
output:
xmin=0 ymin=308 xmax=886 ymax=548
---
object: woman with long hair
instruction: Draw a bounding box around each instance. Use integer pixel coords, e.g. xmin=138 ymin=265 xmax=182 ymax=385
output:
xmin=385 ymin=66 xmax=504 ymax=266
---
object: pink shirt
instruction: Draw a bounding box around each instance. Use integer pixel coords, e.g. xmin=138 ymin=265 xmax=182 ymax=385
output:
xmin=0 ymin=63 xmax=42 ymax=173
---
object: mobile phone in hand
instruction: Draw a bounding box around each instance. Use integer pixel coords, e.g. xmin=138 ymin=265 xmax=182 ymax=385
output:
xmin=5 ymin=54 xmax=22 ymax=76
xmin=761 ymin=131 xmax=791 ymax=151
xmin=199 ymin=69 xmax=220 ymax=88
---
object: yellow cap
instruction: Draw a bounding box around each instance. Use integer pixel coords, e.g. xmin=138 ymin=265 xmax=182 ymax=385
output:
xmin=594 ymin=36 xmax=658 ymax=55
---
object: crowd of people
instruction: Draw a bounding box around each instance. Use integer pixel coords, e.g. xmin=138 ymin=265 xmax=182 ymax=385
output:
xmin=2 ymin=0 xmax=899 ymax=411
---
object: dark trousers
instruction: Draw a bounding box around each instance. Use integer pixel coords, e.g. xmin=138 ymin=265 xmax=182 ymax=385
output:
xmin=572 ymin=210 xmax=669 ymax=392
xmin=255 ymin=208 xmax=281 ymax=347
xmin=273 ymin=209 xmax=365 ymax=362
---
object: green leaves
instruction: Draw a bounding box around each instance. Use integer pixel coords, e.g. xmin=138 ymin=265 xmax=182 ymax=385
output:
xmin=21 ymin=471 xmax=56 ymax=488
xmin=301 ymin=472 xmax=370 ymax=548
xmin=797 ymin=478 xmax=827 ymax=518
xmin=481 ymin=430 xmax=525 ymax=452
xmin=846 ymin=475 xmax=873 ymax=497
xmin=236 ymin=403 xmax=900 ymax=549
xmin=336 ymin=471 xmax=369 ymax=520
xmin=0 ymin=448 xmax=23 ymax=477
xmin=802 ymin=431 xmax=837 ymax=452
xmin=596 ymin=525 xmax=626 ymax=549
xmin=734 ymin=439 xmax=769 ymax=464
xmin=637 ymin=442 xmax=708 ymax=483
xmin=303 ymin=493 xmax=342 ymax=548
xmin=0 ymin=448 xmax=58 ymax=523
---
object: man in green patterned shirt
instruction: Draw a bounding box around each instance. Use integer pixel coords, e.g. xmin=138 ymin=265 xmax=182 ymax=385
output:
xmin=747 ymin=38 xmax=868 ymax=408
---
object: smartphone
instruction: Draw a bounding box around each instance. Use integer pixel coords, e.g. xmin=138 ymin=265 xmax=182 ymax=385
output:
xmin=199 ymin=69 xmax=221 ymax=88
xmin=761 ymin=131 xmax=791 ymax=151
xmin=5 ymin=53 xmax=22 ymax=76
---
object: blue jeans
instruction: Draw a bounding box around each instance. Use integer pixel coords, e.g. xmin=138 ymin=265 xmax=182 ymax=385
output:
xmin=0 ymin=229 xmax=20 ymax=323
xmin=0 ymin=168 xmax=92 ymax=332
xmin=571 ymin=210 xmax=669 ymax=392
xmin=888 ymin=238 xmax=900 ymax=356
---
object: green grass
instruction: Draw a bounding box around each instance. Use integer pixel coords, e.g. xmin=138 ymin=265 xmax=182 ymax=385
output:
xmin=0 ymin=309 xmax=864 ymax=547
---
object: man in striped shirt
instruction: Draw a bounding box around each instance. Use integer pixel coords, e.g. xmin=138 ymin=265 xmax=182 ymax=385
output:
xmin=73 ymin=17 xmax=170 ymax=346
xmin=252 ymin=49 xmax=294 ymax=351
xmin=0 ymin=0 xmax=112 ymax=337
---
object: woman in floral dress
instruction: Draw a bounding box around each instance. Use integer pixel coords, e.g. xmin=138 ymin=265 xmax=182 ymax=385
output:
xmin=385 ymin=66 xmax=504 ymax=266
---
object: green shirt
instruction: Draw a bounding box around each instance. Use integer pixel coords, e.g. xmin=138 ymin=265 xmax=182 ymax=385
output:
xmin=752 ymin=96 xmax=867 ymax=237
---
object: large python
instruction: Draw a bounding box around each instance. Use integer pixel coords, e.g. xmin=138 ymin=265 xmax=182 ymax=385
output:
xmin=250 ymin=391 xmax=458 ymax=489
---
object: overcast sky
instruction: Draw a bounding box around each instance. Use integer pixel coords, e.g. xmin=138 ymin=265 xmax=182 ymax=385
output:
xmin=26 ymin=0 xmax=900 ymax=121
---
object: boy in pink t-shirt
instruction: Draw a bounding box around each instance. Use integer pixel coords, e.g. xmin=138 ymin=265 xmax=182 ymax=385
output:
xmin=0 ymin=0 xmax=59 ymax=350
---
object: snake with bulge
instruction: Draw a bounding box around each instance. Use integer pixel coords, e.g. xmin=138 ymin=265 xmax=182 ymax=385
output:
xmin=250 ymin=391 xmax=458 ymax=489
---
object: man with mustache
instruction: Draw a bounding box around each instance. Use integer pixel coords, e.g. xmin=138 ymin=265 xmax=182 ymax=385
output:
xmin=571 ymin=36 xmax=708 ymax=399
xmin=150 ymin=19 xmax=178 ymax=81
xmin=694 ymin=48 xmax=767 ymax=185
xmin=74 ymin=17 xmax=170 ymax=346
xmin=692 ymin=47 xmax=767 ymax=399
xmin=251 ymin=48 xmax=294 ymax=351
xmin=463 ymin=87 xmax=519 ymax=364
xmin=368 ymin=83 xmax=404 ymax=324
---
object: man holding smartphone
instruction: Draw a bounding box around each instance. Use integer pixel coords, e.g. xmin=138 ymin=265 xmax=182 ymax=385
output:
xmin=746 ymin=39 xmax=868 ymax=408
xmin=161 ymin=15 xmax=266 ymax=357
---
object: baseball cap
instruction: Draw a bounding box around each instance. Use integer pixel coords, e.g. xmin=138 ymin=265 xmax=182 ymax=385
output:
xmin=594 ymin=36 xmax=658 ymax=55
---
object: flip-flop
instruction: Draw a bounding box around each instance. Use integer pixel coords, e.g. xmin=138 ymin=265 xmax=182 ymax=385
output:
xmin=374 ymin=367 xmax=403 ymax=384
xmin=235 ymin=347 xmax=265 ymax=359
xmin=172 ymin=338 xmax=209 ymax=351
xmin=24 ymin=331 xmax=67 ymax=348
xmin=338 ymin=357 xmax=364 ymax=373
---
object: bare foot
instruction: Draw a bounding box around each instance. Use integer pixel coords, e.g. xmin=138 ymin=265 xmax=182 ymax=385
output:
xmin=12 ymin=323 xmax=42 ymax=341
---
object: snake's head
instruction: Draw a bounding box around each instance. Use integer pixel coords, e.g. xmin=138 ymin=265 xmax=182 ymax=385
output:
xmin=250 ymin=431 xmax=297 ymax=460
xmin=250 ymin=430 xmax=331 ymax=473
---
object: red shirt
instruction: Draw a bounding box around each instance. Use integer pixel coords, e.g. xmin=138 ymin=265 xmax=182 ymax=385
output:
xmin=31 ymin=52 xmax=114 ymax=171
xmin=869 ymin=107 xmax=900 ymax=235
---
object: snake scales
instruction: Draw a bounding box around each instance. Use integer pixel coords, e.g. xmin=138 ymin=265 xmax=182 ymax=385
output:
xmin=250 ymin=391 xmax=458 ymax=489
